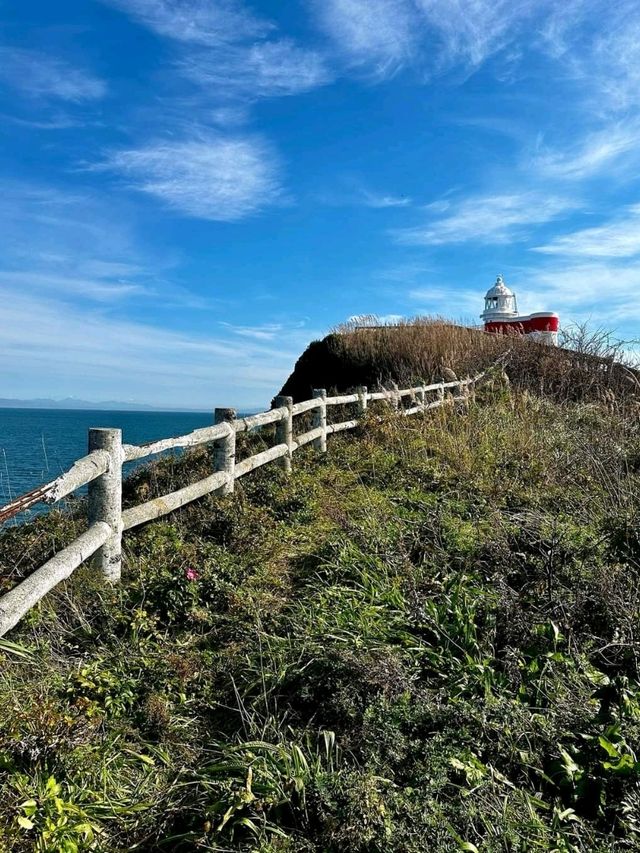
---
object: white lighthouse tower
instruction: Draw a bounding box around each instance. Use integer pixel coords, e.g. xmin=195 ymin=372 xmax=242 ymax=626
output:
xmin=480 ymin=274 xmax=518 ymax=323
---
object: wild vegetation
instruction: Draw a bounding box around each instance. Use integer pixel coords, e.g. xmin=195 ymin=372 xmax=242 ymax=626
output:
xmin=279 ymin=318 xmax=640 ymax=405
xmin=1 ymin=365 xmax=639 ymax=851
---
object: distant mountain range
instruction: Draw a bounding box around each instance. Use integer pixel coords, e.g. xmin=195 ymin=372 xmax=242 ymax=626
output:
xmin=0 ymin=397 xmax=195 ymax=412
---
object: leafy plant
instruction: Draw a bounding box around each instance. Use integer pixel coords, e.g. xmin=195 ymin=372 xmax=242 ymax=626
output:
xmin=13 ymin=774 xmax=104 ymax=852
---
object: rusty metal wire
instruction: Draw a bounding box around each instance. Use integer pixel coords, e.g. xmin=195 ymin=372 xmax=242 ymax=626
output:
xmin=0 ymin=481 xmax=55 ymax=524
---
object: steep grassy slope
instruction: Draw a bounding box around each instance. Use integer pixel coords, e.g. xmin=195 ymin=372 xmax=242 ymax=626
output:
xmin=1 ymin=385 xmax=639 ymax=851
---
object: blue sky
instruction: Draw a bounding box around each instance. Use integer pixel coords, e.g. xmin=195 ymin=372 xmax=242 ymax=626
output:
xmin=2 ymin=0 xmax=640 ymax=408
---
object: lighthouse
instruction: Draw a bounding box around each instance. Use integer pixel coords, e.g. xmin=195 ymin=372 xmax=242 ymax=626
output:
xmin=481 ymin=274 xmax=519 ymax=323
xmin=481 ymin=275 xmax=559 ymax=345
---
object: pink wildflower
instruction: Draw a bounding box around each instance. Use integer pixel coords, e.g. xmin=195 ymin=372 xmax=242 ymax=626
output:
xmin=185 ymin=568 xmax=199 ymax=581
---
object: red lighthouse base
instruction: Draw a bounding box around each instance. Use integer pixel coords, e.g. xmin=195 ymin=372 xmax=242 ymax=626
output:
xmin=484 ymin=312 xmax=559 ymax=344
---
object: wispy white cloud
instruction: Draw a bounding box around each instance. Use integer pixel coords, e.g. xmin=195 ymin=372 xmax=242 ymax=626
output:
xmin=414 ymin=0 xmax=539 ymax=72
xmin=221 ymin=322 xmax=284 ymax=341
xmin=0 ymin=271 xmax=147 ymax=302
xmin=0 ymin=181 xmax=316 ymax=406
xmin=101 ymin=0 xmax=331 ymax=210
xmin=182 ymin=40 xmax=332 ymax=99
xmin=318 ymin=182 xmax=412 ymax=209
xmin=375 ymin=262 xmax=432 ymax=282
xmin=311 ymin=0 xmax=546 ymax=80
xmin=106 ymin=0 xmax=329 ymax=104
xmin=532 ymin=124 xmax=640 ymax=180
xmin=591 ymin=7 xmax=640 ymax=114
xmin=1 ymin=113 xmax=87 ymax=130
xmin=311 ymin=0 xmax=417 ymax=79
xmin=405 ymin=258 xmax=640 ymax=329
xmin=534 ymin=205 xmax=640 ymax=258
xmin=0 ymin=287 xmax=316 ymax=407
xmin=394 ymin=191 xmax=576 ymax=245
xmin=542 ymin=1 xmax=640 ymax=112
xmin=0 ymin=47 xmax=106 ymax=101
xmin=360 ymin=189 xmax=411 ymax=208
xmin=0 ymin=183 xmax=141 ymax=290
xmin=516 ymin=261 xmax=640 ymax=326
xmin=102 ymin=0 xmax=269 ymax=45
xmin=0 ymin=181 xmax=216 ymax=318
xmin=102 ymin=134 xmax=284 ymax=221
xmin=309 ymin=0 xmax=640 ymax=141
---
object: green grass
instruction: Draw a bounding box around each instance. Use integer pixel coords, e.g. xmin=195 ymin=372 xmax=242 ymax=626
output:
xmin=1 ymin=385 xmax=639 ymax=851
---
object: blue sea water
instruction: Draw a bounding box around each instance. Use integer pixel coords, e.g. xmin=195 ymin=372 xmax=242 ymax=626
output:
xmin=0 ymin=408 xmax=220 ymax=509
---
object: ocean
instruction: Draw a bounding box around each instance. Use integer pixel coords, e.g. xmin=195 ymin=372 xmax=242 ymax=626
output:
xmin=0 ymin=408 xmax=222 ymax=510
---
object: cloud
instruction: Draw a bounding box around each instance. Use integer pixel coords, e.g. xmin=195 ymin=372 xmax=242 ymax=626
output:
xmin=2 ymin=113 xmax=86 ymax=130
xmin=104 ymin=0 xmax=331 ymax=137
xmin=532 ymin=124 xmax=640 ymax=180
xmin=0 ymin=288 xmax=317 ymax=407
xmin=514 ymin=260 xmax=640 ymax=327
xmin=375 ymin=262 xmax=432 ymax=282
xmin=405 ymin=257 xmax=640 ymax=329
xmin=0 ymin=181 xmax=317 ymax=407
xmin=311 ymin=0 xmax=547 ymax=80
xmin=318 ymin=182 xmax=412 ymax=208
xmin=311 ymin=0 xmax=418 ymax=79
xmin=0 ymin=183 xmax=141 ymax=284
xmin=309 ymin=0 xmax=640 ymax=125
xmin=360 ymin=189 xmax=411 ymax=208
xmin=414 ymin=0 xmax=539 ymax=72
xmin=0 ymin=181 xmax=204 ymax=316
xmin=0 ymin=48 xmax=106 ymax=102
xmin=589 ymin=4 xmax=640 ymax=114
xmin=394 ymin=191 xmax=576 ymax=245
xmin=534 ymin=205 xmax=640 ymax=258
xmin=541 ymin=0 xmax=640 ymax=114
xmin=102 ymin=0 xmax=269 ymax=45
xmin=0 ymin=271 xmax=147 ymax=302
xmin=402 ymin=259 xmax=640 ymax=331
xmin=102 ymin=134 xmax=284 ymax=220
xmin=182 ymin=40 xmax=332 ymax=99
xmin=221 ymin=322 xmax=284 ymax=341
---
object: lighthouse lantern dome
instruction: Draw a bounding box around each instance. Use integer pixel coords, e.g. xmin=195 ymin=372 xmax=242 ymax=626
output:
xmin=481 ymin=274 xmax=519 ymax=322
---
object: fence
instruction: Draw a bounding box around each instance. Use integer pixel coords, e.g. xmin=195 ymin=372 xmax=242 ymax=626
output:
xmin=0 ymin=375 xmax=482 ymax=637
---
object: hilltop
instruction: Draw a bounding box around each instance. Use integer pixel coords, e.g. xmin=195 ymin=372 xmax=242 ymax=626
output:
xmin=278 ymin=319 xmax=640 ymax=406
xmin=0 ymin=359 xmax=639 ymax=851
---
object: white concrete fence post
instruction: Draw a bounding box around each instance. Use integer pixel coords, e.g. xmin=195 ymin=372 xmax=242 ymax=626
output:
xmin=274 ymin=395 xmax=293 ymax=473
xmin=437 ymin=380 xmax=445 ymax=404
xmin=88 ymin=428 xmax=123 ymax=582
xmin=391 ymin=382 xmax=400 ymax=410
xmin=464 ymin=377 xmax=475 ymax=405
xmin=356 ymin=385 xmax=368 ymax=418
xmin=214 ymin=407 xmax=236 ymax=495
xmin=312 ymin=388 xmax=327 ymax=453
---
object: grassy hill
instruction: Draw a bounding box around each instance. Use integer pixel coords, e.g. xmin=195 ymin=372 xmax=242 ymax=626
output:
xmin=1 ymin=369 xmax=639 ymax=850
xmin=278 ymin=320 xmax=640 ymax=406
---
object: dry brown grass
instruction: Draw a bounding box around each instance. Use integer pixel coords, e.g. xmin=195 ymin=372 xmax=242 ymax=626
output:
xmin=280 ymin=316 xmax=640 ymax=406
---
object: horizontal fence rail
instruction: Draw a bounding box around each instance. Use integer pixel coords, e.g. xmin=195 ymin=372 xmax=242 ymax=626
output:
xmin=0 ymin=373 xmax=483 ymax=637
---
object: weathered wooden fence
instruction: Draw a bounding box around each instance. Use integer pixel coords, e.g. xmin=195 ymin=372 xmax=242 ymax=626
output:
xmin=0 ymin=376 xmax=481 ymax=636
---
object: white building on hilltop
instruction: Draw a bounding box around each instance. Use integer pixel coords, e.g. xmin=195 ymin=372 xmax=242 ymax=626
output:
xmin=481 ymin=275 xmax=559 ymax=345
